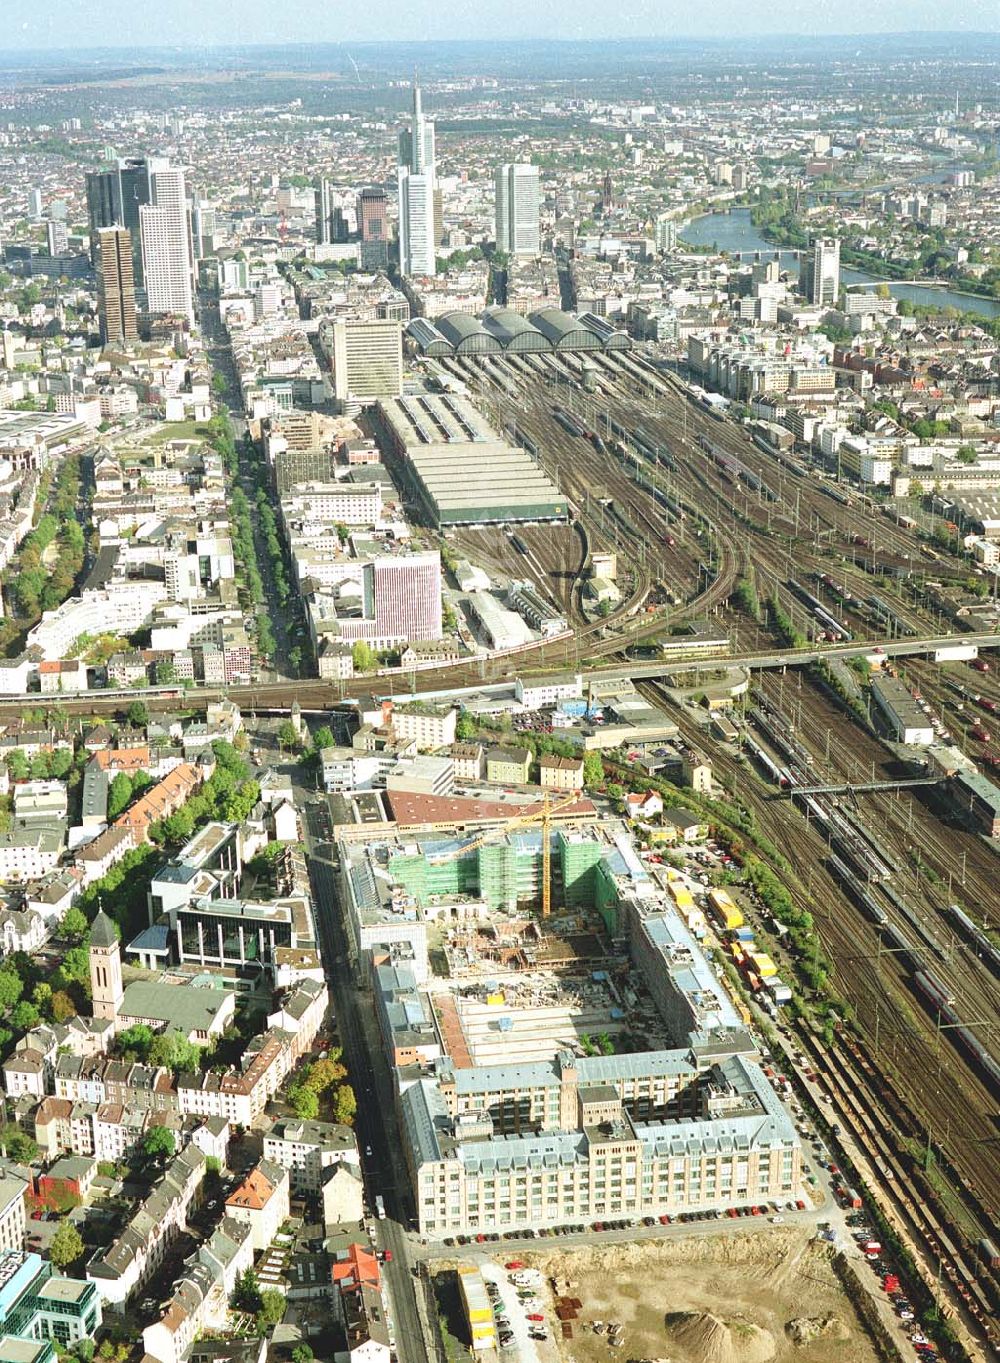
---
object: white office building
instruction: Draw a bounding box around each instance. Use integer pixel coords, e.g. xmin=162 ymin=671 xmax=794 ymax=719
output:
xmin=397 ymin=82 xmax=437 ymax=278
xmin=140 ymin=160 xmax=194 ymax=323
xmin=495 ymin=163 xmax=540 ymax=257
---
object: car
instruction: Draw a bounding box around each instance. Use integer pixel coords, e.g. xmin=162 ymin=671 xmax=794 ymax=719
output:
xmin=771 ymin=1215 xmax=784 ymax=1224
xmin=726 ymin=1207 xmax=738 ymax=1218
xmin=365 ymin=1145 xmax=373 ymax=1157
xmin=659 ymin=1214 xmax=671 ymax=1225
xmin=505 ymin=1261 xmax=525 ymax=1270
xmin=383 ymin=1250 xmax=392 ymax=1262
xmin=527 ymin=1314 xmax=545 ymax=1323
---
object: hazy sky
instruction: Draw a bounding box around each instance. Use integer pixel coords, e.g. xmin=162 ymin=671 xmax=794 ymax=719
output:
xmin=0 ymin=0 xmax=995 ymax=50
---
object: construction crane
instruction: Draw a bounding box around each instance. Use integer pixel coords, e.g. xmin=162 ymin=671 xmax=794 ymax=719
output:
xmin=426 ymin=792 xmax=584 ymax=918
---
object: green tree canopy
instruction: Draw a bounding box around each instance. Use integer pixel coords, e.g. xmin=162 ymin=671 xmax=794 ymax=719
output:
xmin=49 ymin=1220 xmax=84 ymax=1269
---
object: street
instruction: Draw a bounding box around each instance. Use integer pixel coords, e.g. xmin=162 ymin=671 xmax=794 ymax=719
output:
xmin=300 ymin=796 xmax=429 ymax=1363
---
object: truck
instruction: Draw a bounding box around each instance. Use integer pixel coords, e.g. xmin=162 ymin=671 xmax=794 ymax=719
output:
xmin=840 ymin=1186 xmax=863 ymax=1210
xmin=375 ymin=1195 xmax=386 ymax=1220
xmin=766 ymin=977 xmax=793 ymax=1005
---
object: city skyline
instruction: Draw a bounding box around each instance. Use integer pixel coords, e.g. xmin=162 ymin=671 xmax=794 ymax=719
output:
xmin=0 ymin=4 xmax=994 ymax=50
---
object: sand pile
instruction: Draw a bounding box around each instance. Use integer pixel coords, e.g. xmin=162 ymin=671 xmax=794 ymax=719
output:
xmin=785 ymin=1316 xmax=849 ymax=1346
xmin=663 ymin=1311 xmax=777 ymax=1363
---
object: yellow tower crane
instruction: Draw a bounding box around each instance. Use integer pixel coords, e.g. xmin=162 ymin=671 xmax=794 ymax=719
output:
xmin=425 ymin=791 xmax=583 ymax=917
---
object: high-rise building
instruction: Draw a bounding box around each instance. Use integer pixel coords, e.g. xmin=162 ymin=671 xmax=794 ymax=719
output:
xmin=494 ymin=163 xmax=540 ymax=257
xmin=139 ymin=161 xmax=194 ymax=323
xmin=28 ymin=189 xmax=43 ymax=221
xmin=358 ymin=187 xmax=389 ymax=269
xmin=190 ymin=200 xmax=217 ymax=259
xmin=654 ymin=214 xmax=676 ymax=254
xmin=802 ymin=236 xmax=840 ymax=307
xmin=397 ymin=81 xmax=437 ymax=278
xmin=85 ymin=157 xmax=151 ymax=284
xmin=331 ymin=317 xmax=403 ymax=402
xmin=366 ymin=551 xmax=442 ymax=643
xmin=315 ymin=179 xmax=336 ymax=245
xmin=97 ymin=227 xmax=138 ymax=347
xmin=45 ymin=220 xmax=69 ymax=256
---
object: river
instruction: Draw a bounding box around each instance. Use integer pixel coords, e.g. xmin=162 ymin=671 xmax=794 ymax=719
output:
xmin=681 ymin=209 xmax=1000 ymax=321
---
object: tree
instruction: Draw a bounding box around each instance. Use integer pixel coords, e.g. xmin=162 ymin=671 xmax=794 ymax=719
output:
xmin=107 ymin=772 xmax=134 ymax=821
xmin=60 ymin=907 xmax=89 ymax=943
xmin=143 ymin=1125 xmax=176 ymax=1160
xmin=276 ymin=720 xmax=299 ymax=753
xmin=256 ymin=1289 xmax=286 ymax=1334
xmin=455 ymin=712 xmax=476 ymax=742
xmin=291 ymin=1347 xmax=314 ymax=1363
xmin=49 ymin=1220 xmax=84 ymax=1269
xmin=303 ymin=1054 xmax=345 ymax=1093
xmin=125 ymin=699 xmax=149 ymax=728
xmin=957 ymin=444 xmax=977 ymax=465
xmin=311 ymin=725 xmax=335 ymax=754
xmin=351 ymin=641 xmax=377 ymax=674
xmin=287 ymin=1083 xmax=319 ymax=1120
xmin=50 ymin=991 xmax=76 ymax=1022
xmin=582 ymin=752 xmax=604 ymax=788
xmin=32 ymin=982 xmax=52 ymax=1015
xmin=117 ymin=1024 xmax=154 ymax=1061
xmin=232 ymin=1267 xmax=263 ymax=1313
xmin=4 ymin=1129 xmax=38 ymax=1163
xmin=0 ymin=969 xmax=23 ymax=1013
xmin=10 ymin=1002 xmax=39 ymax=1032
xmin=5 ymin=752 xmax=27 ymax=782
xmin=61 ymin=947 xmax=91 ymax=989
xmin=332 ymin=1084 xmax=357 ymax=1125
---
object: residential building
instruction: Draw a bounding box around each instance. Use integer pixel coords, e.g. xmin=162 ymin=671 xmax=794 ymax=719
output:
xmin=0 ymin=1175 xmax=27 ymax=1255
xmin=389 ymin=703 xmax=457 ymax=751
xmin=142 ymin=1219 xmax=253 ymax=1363
xmin=485 ymin=748 xmax=532 ymax=785
xmin=223 ymin=1161 xmax=289 ymax=1252
xmin=262 ymin=1119 xmax=360 ymax=1194
xmin=538 ymin=754 xmax=584 ymax=792
xmin=495 ymin=163 xmax=540 ymax=258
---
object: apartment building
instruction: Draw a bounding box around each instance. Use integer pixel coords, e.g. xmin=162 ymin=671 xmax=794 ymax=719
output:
xmin=388 ymin=703 xmax=457 ymax=752
xmin=262 ymin=1119 xmax=360 ymax=1194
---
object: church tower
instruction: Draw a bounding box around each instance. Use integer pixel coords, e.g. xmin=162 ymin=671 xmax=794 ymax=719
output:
xmin=89 ymin=908 xmax=124 ymax=1024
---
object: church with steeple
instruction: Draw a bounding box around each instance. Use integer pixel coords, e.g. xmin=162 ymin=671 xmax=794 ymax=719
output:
xmin=89 ymin=908 xmax=124 ymax=1024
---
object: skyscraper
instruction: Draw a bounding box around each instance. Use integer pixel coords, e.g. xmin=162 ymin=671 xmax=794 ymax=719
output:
xmin=45 ymin=220 xmax=69 ymax=256
xmin=139 ymin=161 xmax=195 ymax=323
xmin=803 ymin=236 xmax=840 ymax=307
xmin=494 ymin=163 xmax=540 ymax=257
xmin=315 ymin=179 xmax=335 ymax=246
xmin=86 ymin=157 xmax=151 ymax=285
xmin=358 ymin=187 xmax=388 ymax=269
xmin=397 ymin=80 xmax=437 ymax=278
xmin=98 ymin=228 xmax=138 ymax=347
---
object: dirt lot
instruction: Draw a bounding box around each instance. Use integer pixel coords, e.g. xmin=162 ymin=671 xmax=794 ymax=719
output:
xmin=527 ymin=1230 xmax=883 ymax=1363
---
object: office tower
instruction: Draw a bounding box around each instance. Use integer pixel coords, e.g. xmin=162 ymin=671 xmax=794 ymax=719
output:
xmin=397 ymin=80 xmax=437 ymax=278
xmin=365 ymin=551 xmax=442 ymax=642
xmin=191 ymin=200 xmax=217 ymax=259
xmin=802 ymin=236 xmax=840 ymax=307
xmin=28 ymin=189 xmax=43 ymax=221
xmin=654 ymin=213 xmax=676 ymax=254
xmin=494 ymin=163 xmax=540 ymax=257
xmin=139 ymin=161 xmax=194 ymax=323
xmin=45 ymin=220 xmax=69 ymax=256
xmin=331 ymin=317 xmax=403 ymax=402
xmin=86 ymin=157 xmax=151 ymax=284
xmin=315 ymin=179 xmax=335 ymax=245
xmin=358 ymin=187 xmax=388 ymax=269
xmin=97 ymin=227 xmax=138 ymax=347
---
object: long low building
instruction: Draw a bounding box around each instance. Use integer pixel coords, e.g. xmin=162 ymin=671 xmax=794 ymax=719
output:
xmin=871 ymin=675 xmax=935 ymax=745
xmin=375 ymin=394 xmax=566 ymax=527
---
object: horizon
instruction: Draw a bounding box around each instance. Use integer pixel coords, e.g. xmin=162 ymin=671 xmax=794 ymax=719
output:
xmin=0 ymin=3 xmax=995 ymax=55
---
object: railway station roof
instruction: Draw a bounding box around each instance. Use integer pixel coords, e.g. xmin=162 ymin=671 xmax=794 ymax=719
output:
xmin=577 ymin=310 xmax=632 ymax=350
xmin=480 ymin=308 xmax=550 ymax=351
xmin=528 ymin=308 xmax=602 ymax=350
xmin=435 ymin=311 xmax=502 ymax=354
xmin=406 ymin=317 xmax=452 ymax=355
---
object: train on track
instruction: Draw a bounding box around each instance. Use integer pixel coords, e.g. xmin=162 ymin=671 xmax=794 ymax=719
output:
xmin=551 ymin=405 xmax=590 ymax=439
xmin=696 ymin=434 xmax=780 ymax=503
xmin=787 ymin=577 xmax=853 ymax=642
xmin=945 ymin=903 xmax=1000 ymax=980
xmin=914 ymin=970 xmax=1000 ymax=1097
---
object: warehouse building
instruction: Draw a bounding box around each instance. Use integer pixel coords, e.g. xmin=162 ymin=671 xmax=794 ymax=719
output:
xmin=871 ymin=676 xmax=935 ymax=746
xmin=374 ymin=395 xmax=566 ymax=527
xmin=949 ymin=768 xmax=1000 ymax=837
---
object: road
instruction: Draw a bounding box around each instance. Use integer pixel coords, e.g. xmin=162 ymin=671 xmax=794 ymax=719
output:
xmin=299 ymin=793 xmax=429 ymax=1363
